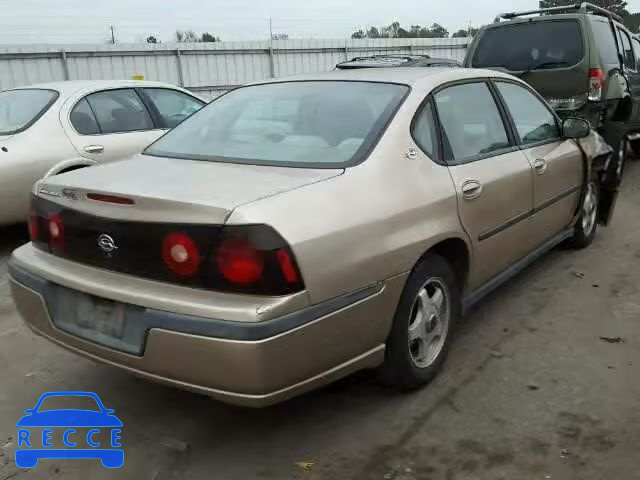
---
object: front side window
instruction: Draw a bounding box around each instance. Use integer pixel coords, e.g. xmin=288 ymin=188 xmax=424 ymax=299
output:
xmin=472 ymin=20 xmax=584 ymax=71
xmin=145 ymin=81 xmax=408 ymax=168
xmin=618 ymin=28 xmax=636 ymax=70
xmin=496 ymin=82 xmax=560 ymax=145
xmin=85 ymin=89 xmax=154 ymax=134
xmin=433 ymin=82 xmax=510 ymax=161
xmin=144 ymin=88 xmax=204 ymax=128
xmin=0 ymin=89 xmax=58 ymax=135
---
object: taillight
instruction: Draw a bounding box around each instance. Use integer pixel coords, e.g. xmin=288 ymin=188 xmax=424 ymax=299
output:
xmin=27 ymin=209 xmax=39 ymax=240
xmin=588 ymin=68 xmax=605 ymax=101
xmin=213 ymin=225 xmax=305 ymax=295
xmin=216 ymin=238 xmax=264 ymax=285
xmin=47 ymin=214 xmax=64 ymax=249
xmin=162 ymin=232 xmax=201 ymax=277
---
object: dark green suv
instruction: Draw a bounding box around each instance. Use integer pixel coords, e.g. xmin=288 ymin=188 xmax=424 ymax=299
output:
xmin=464 ymin=2 xmax=640 ymax=158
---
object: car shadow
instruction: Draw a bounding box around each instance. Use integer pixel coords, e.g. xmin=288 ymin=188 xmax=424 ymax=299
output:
xmin=0 ymin=224 xmax=28 ymax=259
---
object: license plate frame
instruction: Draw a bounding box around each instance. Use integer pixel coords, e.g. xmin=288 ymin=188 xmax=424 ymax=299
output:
xmin=73 ymin=294 xmax=126 ymax=340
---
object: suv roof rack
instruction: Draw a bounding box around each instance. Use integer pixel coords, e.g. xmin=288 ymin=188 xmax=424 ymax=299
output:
xmin=335 ymin=54 xmax=461 ymax=69
xmin=494 ymin=2 xmax=623 ymax=23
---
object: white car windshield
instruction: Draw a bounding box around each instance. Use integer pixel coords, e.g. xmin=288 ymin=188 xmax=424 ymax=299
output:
xmin=144 ymin=81 xmax=408 ymax=168
xmin=0 ymin=89 xmax=58 ymax=135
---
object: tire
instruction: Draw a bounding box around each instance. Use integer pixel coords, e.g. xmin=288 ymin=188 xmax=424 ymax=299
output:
xmin=569 ymin=180 xmax=599 ymax=249
xmin=381 ymin=254 xmax=460 ymax=389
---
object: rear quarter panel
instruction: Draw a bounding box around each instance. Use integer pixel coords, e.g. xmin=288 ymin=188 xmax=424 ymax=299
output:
xmin=227 ymin=91 xmax=471 ymax=304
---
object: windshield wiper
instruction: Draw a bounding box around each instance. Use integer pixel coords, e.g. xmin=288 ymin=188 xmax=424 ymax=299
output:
xmin=518 ymin=61 xmax=570 ymax=77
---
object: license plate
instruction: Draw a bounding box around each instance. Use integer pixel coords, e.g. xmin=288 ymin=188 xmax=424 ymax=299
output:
xmin=74 ymin=295 xmax=125 ymax=339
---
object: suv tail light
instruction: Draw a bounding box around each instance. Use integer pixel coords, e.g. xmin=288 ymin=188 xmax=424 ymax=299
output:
xmin=588 ymin=68 xmax=605 ymax=101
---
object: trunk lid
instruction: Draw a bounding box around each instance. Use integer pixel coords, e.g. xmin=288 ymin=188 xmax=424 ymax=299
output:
xmin=38 ymin=154 xmax=343 ymax=224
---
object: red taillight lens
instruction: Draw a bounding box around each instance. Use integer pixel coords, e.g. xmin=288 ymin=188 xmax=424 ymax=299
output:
xmin=588 ymin=68 xmax=605 ymax=102
xmin=277 ymin=249 xmax=299 ymax=284
xmin=216 ymin=238 xmax=264 ymax=285
xmin=47 ymin=214 xmax=64 ymax=249
xmin=162 ymin=232 xmax=201 ymax=276
xmin=87 ymin=193 xmax=135 ymax=205
xmin=28 ymin=209 xmax=39 ymax=240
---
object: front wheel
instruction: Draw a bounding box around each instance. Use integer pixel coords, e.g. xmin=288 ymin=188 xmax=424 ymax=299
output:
xmin=381 ymin=254 xmax=460 ymax=389
xmin=569 ymin=180 xmax=599 ymax=249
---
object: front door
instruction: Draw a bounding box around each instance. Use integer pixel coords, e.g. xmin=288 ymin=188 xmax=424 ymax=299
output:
xmin=61 ymin=88 xmax=166 ymax=163
xmin=494 ymin=80 xmax=583 ymax=245
xmin=433 ymin=81 xmax=535 ymax=290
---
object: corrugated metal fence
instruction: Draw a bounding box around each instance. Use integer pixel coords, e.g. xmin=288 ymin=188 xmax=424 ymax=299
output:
xmin=0 ymin=38 xmax=470 ymax=99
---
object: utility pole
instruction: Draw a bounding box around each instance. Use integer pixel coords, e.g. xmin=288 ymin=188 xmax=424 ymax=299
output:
xmin=268 ymin=18 xmax=275 ymax=78
xmin=110 ymin=25 xmax=116 ymax=44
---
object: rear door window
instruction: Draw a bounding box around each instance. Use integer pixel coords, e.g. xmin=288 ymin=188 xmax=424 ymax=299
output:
xmin=85 ymin=89 xmax=154 ymax=134
xmin=70 ymin=98 xmax=100 ymax=135
xmin=590 ymin=19 xmax=620 ymax=65
xmin=618 ymin=28 xmax=636 ymax=71
xmin=433 ymin=82 xmax=511 ymax=162
xmin=411 ymin=101 xmax=438 ymax=158
xmin=472 ymin=20 xmax=584 ymax=71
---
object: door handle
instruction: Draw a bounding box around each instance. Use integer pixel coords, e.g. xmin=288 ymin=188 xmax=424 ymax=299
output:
xmin=83 ymin=145 xmax=104 ymax=154
xmin=461 ymin=180 xmax=483 ymax=200
xmin=534 ymin=158 xmax=548 ymax=175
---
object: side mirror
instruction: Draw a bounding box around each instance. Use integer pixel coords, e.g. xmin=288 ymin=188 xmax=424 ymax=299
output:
xmin=562 ymin=117 xmax=591 ymax=139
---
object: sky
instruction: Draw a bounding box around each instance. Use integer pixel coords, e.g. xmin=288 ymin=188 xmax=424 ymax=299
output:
xmin=1 ymin=0 xmax=639 ymax=44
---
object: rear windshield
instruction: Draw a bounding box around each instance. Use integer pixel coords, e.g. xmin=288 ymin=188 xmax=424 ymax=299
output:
xmin=144 ymin=81 xmax=408 ymax=168
xmin=0 ymin=89 xmax=58 ymax=135
xmin=472 ymin=20 xmax=584 ymax=71
xmin=590 ymin=19 xmax=620 ymax=65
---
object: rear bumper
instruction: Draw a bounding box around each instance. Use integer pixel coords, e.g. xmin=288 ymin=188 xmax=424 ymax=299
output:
xmin=9 ymin=249 xmax=406 ymax=407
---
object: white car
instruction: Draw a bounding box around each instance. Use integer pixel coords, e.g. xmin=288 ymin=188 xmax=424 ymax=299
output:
xmin=0 ymin=80 xmax=205 ymax=225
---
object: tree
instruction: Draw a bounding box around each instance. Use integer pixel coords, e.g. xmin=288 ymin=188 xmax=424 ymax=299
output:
xmin=367 ymin=26 xmax=381 ymax=38
xmin=452 ymin=27 xmax=480 ymax=38
xmin=201 ymin=32 xmax=220 ymax=42
xmin=427 ymin=23 xmax=449 ymax=38
xmin=624 ymin=12 xmax=640 ymax=32
xmin=538 ymin=0 xmax=629 ymax=17
xmin=351 ymin=29 xmax=366 ymax=39
xmin=176 ymin=30 xmax=199 ymax=42
xmin=271 ymin=33 xmax=289 ymax=40
xmin=146 ymin=35 xmax=158 ymax=44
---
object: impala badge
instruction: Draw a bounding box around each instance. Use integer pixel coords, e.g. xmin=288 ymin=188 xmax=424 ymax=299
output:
xmin=98 ymin=234 xmax=118 ymax=254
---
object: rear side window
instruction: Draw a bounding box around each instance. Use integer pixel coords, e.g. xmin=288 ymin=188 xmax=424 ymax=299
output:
xmin=85 ymin=89 xmax=154 ymax=134
xmin=618 ymin=28 xmax=636 ymax=70
xmin=411 ymin=101 xmax=438 ymax=158
xmin=434 ymin=82 xmax=510 ymax=162
xmin=590 ymin=20 xmax=620 ymax=65
xmin=70 ymin=98 xmax=100 ymax=135
xmin=472 ymin=20 xmax=584 ymax=71
xmin=633 ymin=37 xmax=640 ymax=67
xmin=0 ymin=89 xmax=58 ymax=135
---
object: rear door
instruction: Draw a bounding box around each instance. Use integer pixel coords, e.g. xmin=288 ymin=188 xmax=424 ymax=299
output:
xmin=494 ymin=80 xmax=583 ymax=244
xmin=62 ymin=88 xmax=165 ymax=163
xmin=433 ymin=81 xmax=536 ymax=288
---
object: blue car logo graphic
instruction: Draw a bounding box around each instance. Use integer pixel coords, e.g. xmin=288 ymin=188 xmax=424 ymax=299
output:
xmin=16 ymin=391 xmax=123 ymax=468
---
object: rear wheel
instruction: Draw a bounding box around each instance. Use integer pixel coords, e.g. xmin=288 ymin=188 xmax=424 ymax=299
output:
xmin=381 ymin=254 xmax=460 ymax=389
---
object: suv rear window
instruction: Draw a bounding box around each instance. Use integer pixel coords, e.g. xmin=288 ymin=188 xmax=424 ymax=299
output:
xmin=472 ymin=20 xmax=584 ymax=71
xmin=145 ymin=81 xmax=409 ymax=168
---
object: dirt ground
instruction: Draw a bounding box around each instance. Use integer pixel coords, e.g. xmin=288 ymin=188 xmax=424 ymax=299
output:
xmin=0 ymin=163 xmax=639 ymax=480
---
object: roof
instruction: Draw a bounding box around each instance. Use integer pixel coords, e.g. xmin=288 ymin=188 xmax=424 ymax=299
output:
xmin=5 ymin=79 xmax=187 ymax=98
xmin=252 ymin=67 xmax=514 ymax=87
xmin=335 ymin=54 xmax=461 ymax=70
